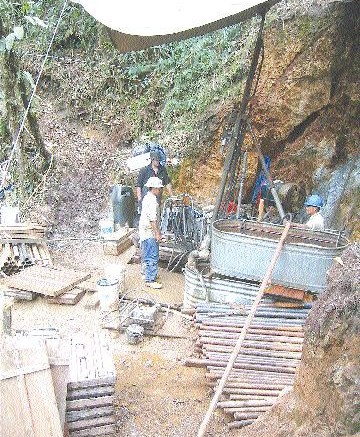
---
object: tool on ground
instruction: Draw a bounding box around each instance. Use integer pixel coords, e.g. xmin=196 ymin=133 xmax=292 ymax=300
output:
xmin=196 ymin=219 xmax=291 ymax=437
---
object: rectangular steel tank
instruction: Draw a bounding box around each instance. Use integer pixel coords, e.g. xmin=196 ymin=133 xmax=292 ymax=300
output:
xmin=211 ymin=220 xmax=348 ymax=293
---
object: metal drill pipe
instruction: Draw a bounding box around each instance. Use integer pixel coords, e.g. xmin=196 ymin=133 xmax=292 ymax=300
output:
xmin=203 ymin=352 xmax=300 ymax=365
xmin=218 ymin=399 xmax=275 ymax=408
xmin=228 ymin=420 xmax=255 ymax=429
xmin=202 ymin=344 xmax=302 ymax=359
xmin=196 ymin=317 xmax=306 ymax=326
xmin=204 ymin=348 xmax=300 ymax=362
xmin=186 ymin=358 xmax=297 ymax=374
xmin=199 ymin=330 xmax=303 ymax=343
xmin=222 ymin=388 xmax=282 ymax=396
xmin=204 ymin=353 xmax=299 ymax=368
xmin=210 ymin=382 xmax=291 ymax=391
xmin=199 ymin=324 xmax=304 ymax=337
xmin=224 ymin=406 xmax=270 ymax=414
xmin=233 ymin=412 xmax=262 ymax=420
xmin=229 ymin=394 xmax=278 ymax=401
xmin=206 ymin=367 xmax=294 ymax=381
xmin=198 ymin=338 xmax=303 ymax=352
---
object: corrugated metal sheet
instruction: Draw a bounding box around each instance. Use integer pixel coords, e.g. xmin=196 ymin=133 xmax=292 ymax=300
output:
xmin=184 ymin=264 xmax=260 ymax=309
xmin=211 ymin=219 xmax=349 ymax=293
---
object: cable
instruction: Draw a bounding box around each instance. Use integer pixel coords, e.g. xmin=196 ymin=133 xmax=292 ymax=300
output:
xmin=1 ymin=0 xmax=69 ymax=191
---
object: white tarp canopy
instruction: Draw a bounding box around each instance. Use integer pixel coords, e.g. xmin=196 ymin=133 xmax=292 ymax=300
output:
xmin=71 ymin=0 xmax=280 ymax=52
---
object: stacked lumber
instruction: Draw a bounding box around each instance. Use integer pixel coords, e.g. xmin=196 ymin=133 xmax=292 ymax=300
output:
xmin=0 ymin=335 xmax=67 ymax=437
xmin=0 ymin=223 xmax=51 ymax=276
xmin=0 ymin=265 xmax=90 ymax=303
xmin=66 ymin=332 xmax=117 ymax=437
xmin=103 ymin=227 xmax=134 ymax=256
xmin=185 ymin=301 xmax=310 ymax=430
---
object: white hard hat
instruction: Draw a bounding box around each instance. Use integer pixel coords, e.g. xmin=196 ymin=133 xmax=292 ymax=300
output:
xmin=145 ymin=176 xmax=163 ymax=188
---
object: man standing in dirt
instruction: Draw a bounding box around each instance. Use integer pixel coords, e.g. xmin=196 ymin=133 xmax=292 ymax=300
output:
xmin=139 ymin=177 xmax=163 ymax=289
xmin=136 ymin=150 xmax=173 ymax=209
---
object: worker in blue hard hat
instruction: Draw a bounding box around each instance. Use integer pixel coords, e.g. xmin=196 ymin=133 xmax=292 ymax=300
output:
xmin=303 ymin=194 xmax=325 ymax=231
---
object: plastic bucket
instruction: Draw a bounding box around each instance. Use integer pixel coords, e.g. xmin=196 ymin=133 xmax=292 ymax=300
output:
xmin=97 ymin=278 xmax=119 ymax=311
xmin=1 ymin=206 xmax=19 ymax=225
xmin=99 ymin=218 xmax=114 ymax=238
xmin=104 ymin=263 xmax=126 ymax=294
xmin=126 ymin=324 xmax=144 ymax=344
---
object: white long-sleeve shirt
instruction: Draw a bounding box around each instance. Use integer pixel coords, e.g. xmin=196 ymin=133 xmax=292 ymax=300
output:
xmin=306 ymin=212 xmax=325 ymax=231
xmin=139 ymin=191 xmax=159 ymax=241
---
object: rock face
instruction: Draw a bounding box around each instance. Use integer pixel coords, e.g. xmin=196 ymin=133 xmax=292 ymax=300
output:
xmin=234 ymin=244 xmax=360 ymax=437
xmin=180 ymin=1 xmax=359 ymax=237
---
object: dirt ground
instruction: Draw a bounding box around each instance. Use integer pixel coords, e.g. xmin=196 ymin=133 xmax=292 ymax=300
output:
xmin=10 ymin=240 xmax=230 ymax=437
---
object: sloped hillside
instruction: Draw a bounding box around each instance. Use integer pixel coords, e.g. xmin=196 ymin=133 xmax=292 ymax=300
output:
xmin=1 ymin=0 xmax=358 ymax=238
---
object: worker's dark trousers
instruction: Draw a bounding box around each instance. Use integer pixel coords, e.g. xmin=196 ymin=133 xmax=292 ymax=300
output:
xmin=141 ymin=238 xmax=159 ymax=282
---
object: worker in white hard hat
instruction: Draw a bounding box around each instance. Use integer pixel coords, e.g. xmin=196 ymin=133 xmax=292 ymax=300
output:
xmin=139 ymin=176 xmax=163 ymax=289
xmin=303 ymin=194 xmax=325 ymax=231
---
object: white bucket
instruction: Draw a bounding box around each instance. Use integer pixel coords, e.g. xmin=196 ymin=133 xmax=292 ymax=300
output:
xmin=104 ymin=263 xmax=126 ymax=293
xmin=1 ymin=206 xmax=19 ymax=225
xmin=97 ymin=278 xmax=119 ymax=311
xmin=99 ymin=218 xmax=114 ymax=238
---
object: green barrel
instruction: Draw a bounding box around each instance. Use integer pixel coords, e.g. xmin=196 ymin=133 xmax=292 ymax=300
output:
xmin=110 ymin=185 xmax=135 ymax=227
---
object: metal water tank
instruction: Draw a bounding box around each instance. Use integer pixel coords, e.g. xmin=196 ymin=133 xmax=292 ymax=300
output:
xmin=110 ymin=185 xmax=135 ymax=227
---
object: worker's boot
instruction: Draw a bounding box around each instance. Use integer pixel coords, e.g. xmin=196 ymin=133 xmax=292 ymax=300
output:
xmin=145 ymin=281 xmax=162 ymax=289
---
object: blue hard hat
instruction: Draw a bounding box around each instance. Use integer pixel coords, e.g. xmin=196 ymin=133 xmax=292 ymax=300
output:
xmin=304 ymin=194 xmax=323 ymax=208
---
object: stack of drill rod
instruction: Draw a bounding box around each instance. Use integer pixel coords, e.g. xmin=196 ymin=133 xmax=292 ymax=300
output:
xmin=0 ymin=224 xmax=50 ymax=276
xmin=185 ymin=302 xmax=310 ymax=430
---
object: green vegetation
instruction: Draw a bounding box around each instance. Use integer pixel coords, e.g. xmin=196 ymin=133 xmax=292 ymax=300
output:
xmin=0 ymin=0 xmax=335 ymax=201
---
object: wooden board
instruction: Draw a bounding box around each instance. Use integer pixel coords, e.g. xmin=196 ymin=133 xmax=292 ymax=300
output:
xmin=68 ymin=332 xmax=116 ymax=383
xmin=2 ymin=288 xmax=35 ymax=300
xmin=67 ymin=415 xmax=116 ymax=432
xmin=46 ymin=338 xmax=70 ymax=430
xmin=0 ymin=265 xmax=91 ymax=297
xmin=47 ymin=288 xmax=86 ymax=305
xmin=265 ymin=284 xmax=306 ymax=301
xmin=66 ymin=395 xmax=115 ymax=411
xmin=0 ymin=336 xmax=63 ymax=437
xmin=70 ymin=424 xmax=116 ymax=437
xmin=66 ymin=405 xmax=114 ymax=422
xmin=103 ymin=238 xmax=133 ymax=256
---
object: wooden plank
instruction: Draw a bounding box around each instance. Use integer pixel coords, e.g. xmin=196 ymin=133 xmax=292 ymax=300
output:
xmin=76 ymin=280 xmax=98 ymax=293
xmin=47 ymin=289 xmax=86 ymax=305
xmin=0 ymin=336 xmax=63 ymax=437
xmin=66 ymin=385 xmax=115 ymax=401
xmin=70 ymin=424 xmax=116 ymax=437
xmin=67 ymin=376 xmax=116 ymax=390
xmin=2 ymin=288 xmax=34 ymax=300
xmin=46 ymin=338 xmax=70 ymax=431
xmin=265 ymin=285 xmax=306 ymax=301
xmin=66 ymin=405 xmax=114 ymax=422
xmin=67 ymin=415 xmax=116 ymax=432
xmin=0 ymin=265 xmax=91 ymax=297
xmin=66 ymin=395 xmax=115 ymax=411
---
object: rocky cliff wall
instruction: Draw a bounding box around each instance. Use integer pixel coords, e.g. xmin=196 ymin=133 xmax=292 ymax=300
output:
xmin=177 ymin=1 xmax=359 ymax=237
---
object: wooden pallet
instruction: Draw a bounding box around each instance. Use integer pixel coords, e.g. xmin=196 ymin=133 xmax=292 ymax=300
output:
xmin=0 ymin=265 xmax=91 ymax=297
xmin=66 ymin=332 xmax=116 ymax=437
